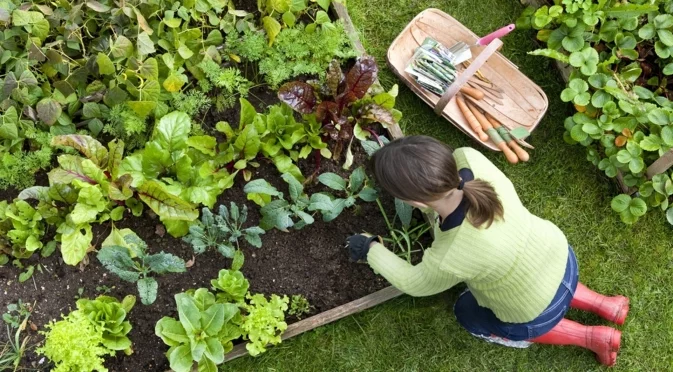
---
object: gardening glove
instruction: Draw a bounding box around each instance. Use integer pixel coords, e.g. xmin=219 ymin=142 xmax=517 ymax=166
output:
xmin=346 ymin=233 xmax=383 ymax=262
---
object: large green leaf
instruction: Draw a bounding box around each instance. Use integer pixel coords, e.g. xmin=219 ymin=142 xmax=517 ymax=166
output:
xmin=96 ymin=52 xmax=115 ymax=75
xmin=201 ymin=303 xmax=225 ymax=336
xmin=111 ymin=36 xmax=134 ymax=59
xmin=168 ymin=344 xmax=194 ymax=372
xmin=49 ymin=155 xmax=94 ymax=185
xmin=137 ymin=277 xmax=159 ymax=305
xmin=137 ymin=181 xmax=198 ymax=221
xmin=61 ymin=225 xmax=92 ymax=265
xmin=137 ymin=31 xmax=156 ymax=56
xmin=234 ymin=124 xmax=260 ymax=160
xmin=36 ymin=98 xmax=62 ymax=126
xmin=155 ymin=317 xmax=189 ymax=346
xmin=262 ymin=16 xmax=281 ymax=46
xmin=318 ymin=172 xmax=347 ymax=191
xmin=52 ymin=135 xmax=109 ymax=167
xmin=176 ymin=293 xmax=201 ymax=334
xmin=155 ymin=111 xmax=191 ymax=153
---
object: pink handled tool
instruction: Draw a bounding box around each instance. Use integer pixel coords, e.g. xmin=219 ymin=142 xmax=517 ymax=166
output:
xmin=476 ymin=24 xmax=516 ymax=46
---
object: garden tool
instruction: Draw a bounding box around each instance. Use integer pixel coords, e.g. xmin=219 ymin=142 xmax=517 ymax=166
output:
xmin=448 ymin=24 xmax=516 ymax=63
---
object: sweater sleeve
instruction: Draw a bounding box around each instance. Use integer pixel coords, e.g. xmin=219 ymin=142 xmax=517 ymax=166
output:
xmin=366 ymin=242 xmax=462 ymax=296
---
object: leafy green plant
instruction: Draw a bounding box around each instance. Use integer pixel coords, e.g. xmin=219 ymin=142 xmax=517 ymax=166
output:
xmin=240 ymin=293 xmax=289 ymax=356
xmin=226 ymin=22 xmax=357 ymax=88
xmin=97 ymin=232 xmax=186 ymax=305
xmin=171 ymin=90 xmax=212 ymax=118
xmin=279 ymin=57 xmax=400 ymax=164
xmin=517 ymin=0 xmax=673 ymax=224
xmin=120 ymin=111 xmax=237 ymax=236
xmin=288 ymin=294 xmax=312 ymax=319
xmin=76 ymin=295 xmax=136 ymax=354
xmin=257 ymin=0 xmax=336 ymax=47
xmin=102 ymin=104 xmax=149 ymax=151
xmin=244 ymin=173 xmax=322 ymax=231
xmin=211 ymin=268 xmax=250 ymax=304
xmin=155 ymin=291 xmax=241 ymax=372
xmin=183 ymin=203 xmax=265 ymax=258
xmin=311 ymin=166 xmax=378 ymax=221
xmin=0 ymin=139 xmax=53 ymax=191
xmin=0 ymin=200 xmax=46 ymax=262
xmin=37 ymin=311 xmax=113 ymax=372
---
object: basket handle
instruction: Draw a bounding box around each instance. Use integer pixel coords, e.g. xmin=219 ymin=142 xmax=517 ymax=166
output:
xmin=433 ymin=38 xmax=503 ymax=115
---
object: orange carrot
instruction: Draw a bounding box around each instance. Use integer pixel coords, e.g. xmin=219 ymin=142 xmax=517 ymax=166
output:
xmin=459 ymin=86 xmax=485 ymax=100
xmin=486 ymin=113 xmax=529 ymax=162
xmin=466 ymin=102 xmax=519 ymax=164
xmin=456 ymin=94 xmax=489 ymax=142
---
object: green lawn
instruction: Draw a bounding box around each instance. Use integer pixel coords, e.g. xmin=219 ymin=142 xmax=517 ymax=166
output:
xmin=227 ymin=0 xmax=673 ymax=370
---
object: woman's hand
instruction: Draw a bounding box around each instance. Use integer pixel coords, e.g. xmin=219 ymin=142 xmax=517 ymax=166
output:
xmin=345 ymin=233 xmax=383 ymax=261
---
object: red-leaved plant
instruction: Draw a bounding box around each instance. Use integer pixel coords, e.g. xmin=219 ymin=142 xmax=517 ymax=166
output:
xmin=277 ymin=56 xmax=397 ymax=162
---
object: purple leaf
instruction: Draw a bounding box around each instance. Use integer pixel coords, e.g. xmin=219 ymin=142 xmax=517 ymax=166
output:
xmin=278 ymin=82 xmax=317 ymax=114
xmin=340 ymin=56 xmax=378 ymax=105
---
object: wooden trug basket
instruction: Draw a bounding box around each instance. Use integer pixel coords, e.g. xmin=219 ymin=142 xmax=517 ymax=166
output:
xmin=387 ymin=8 xmax=548 ymax=151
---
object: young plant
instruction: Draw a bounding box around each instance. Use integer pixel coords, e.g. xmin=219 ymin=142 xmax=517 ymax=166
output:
xmin=198 ymin=58 xmax=252 ymax=110
xmin=257 ymin=0 xmax=335 ymax=46
xmin=279 ymin=57 xmax=401 ymax=163
xmin=288 ymin=295 xmax=312 ymax=319
xmin=310 ymin=166 xmax=378 ymax=221
xmin=76 ymin=295 xmax=136 ymax=354
xmin=97 ymin=232 xmax=186 ymax=305
xmin=377 ymin=198 xmax=431 ymax=263
xmin=155 ymin=291 xmax=241 ymax=372
xmin=240 ymin=293 xmax=289 ymax=356
xmin=183 ymin=203 xmax=265 ymax=258
xmin=211 ymin=267 xmax=250 ymax=304
xmin=0 ymin=200 xmax=46 ymax=261
xmin=244 ymin=173 xmax=323 ymax=231
xmin=0 ymin=301 xmax=32 ymax=371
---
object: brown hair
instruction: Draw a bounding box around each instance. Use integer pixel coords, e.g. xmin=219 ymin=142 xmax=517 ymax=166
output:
xmin=372 ymin=135 xmax=504 ymax=228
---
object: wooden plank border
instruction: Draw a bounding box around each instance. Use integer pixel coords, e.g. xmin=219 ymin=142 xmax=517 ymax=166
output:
xmin=221 ymin=4 xmax=407 ymax=363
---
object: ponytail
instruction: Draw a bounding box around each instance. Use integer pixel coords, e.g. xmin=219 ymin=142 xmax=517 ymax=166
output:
xmin=462 ymin=179 xmax=504 ymax=228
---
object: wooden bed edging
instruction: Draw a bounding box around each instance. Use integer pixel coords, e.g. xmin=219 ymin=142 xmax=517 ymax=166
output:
xmin=224 ymin=286 xmax=404 ymax=362
xmin=220 ymin=4 xmax=408 ymax=364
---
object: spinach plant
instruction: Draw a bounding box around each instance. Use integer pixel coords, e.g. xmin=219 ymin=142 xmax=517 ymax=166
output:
xmin=279 ymin=57 xmax=401 ymax=165
xmin=97 ymin=232 xmax=186 ymax=305
xmin=244 ymin=174 xmax=323 ymax=231
xmin=183 ymin=203 xmax=265 ymax=258
xmin=517 ymin=0 xmax=673 ymax=224
xmin=310 ymin=166 xmax=378 ymax=221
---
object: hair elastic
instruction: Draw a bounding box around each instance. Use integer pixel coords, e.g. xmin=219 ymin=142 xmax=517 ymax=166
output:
xmin=457 ymin=179 xmax=465 ymax=190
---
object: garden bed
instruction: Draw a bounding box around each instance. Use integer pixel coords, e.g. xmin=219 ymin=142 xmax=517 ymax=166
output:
xmin=0 ymin=1 xmax=418 ymax=370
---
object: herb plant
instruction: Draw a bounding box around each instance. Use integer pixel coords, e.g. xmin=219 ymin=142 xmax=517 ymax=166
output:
xmin=311 ymin=166 xmax=378 ymax=221
xmin=279 ymin=57 xmax=401 ymax=164
xmin=183 ymin=203 xmax=265 ymax=258
xmin=377 ymin=198 xmax=431 ymax=263
xmin=0 ymin=300 xmax=32 ymax=371
xmin=97 ymin=232 xmax=186 ymax=305
xmin=517 ymin=0 xmax=673 ymax=224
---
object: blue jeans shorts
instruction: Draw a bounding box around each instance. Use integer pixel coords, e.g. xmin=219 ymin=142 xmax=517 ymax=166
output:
xmin=454 ymin=246 xmax=578 ymax=341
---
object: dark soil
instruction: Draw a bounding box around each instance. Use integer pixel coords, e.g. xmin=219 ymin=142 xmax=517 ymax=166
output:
xmin=0 ymin=119 xmax=426 ymax=372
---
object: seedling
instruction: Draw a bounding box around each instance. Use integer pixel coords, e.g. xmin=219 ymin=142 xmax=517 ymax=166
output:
xmin=377 ymin=198 xmax=431 ymax=263
xmin=97 ymin=233 xmax=186 ymax=305
xmin=183 ymin=203 xmax=265 ymax=258
xmin=1 ymin=300 xmax=33 ymax=371
xmin=288 ymin=295 xmax=312 ymax=319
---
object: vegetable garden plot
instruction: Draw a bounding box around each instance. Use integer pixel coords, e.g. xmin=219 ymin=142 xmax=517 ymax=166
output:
xmin=0 ymin=0 xmax=425 ymax=370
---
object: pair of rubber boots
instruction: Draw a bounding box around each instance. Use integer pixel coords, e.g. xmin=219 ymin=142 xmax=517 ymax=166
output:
xmin=529 ymin=283 xmax=629 ymax=367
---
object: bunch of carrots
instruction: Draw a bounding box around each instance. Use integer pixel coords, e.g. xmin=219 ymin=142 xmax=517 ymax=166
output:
xmin=455 ymin=93 xmax=529 ymax=164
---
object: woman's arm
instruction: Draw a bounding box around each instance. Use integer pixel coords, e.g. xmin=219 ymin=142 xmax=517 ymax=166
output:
xmin=367 ymin=242 xmax=462 ymax=296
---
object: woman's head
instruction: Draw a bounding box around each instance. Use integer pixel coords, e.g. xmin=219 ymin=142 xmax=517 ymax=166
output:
xmin=372 ymin=135 xmax=503 ymax=228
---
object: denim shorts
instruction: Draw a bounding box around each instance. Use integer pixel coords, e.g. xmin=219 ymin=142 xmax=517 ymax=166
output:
xmin=453 ymin=246 xmax=578 ymax=341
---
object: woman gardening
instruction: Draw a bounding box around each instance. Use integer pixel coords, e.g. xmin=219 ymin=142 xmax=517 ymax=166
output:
xmin=347 ymin=135 xmax=629 ymax=366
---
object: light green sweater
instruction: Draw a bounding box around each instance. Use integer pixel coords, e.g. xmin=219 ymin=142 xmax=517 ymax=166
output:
xmin=368 ymin=147 xmax=569 ymax=323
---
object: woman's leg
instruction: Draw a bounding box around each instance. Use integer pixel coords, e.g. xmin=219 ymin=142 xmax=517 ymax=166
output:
xmin=570 ymin=283 xmax=629 ymax=325
xmin=529 ymin=318 xmax=621 ymax=367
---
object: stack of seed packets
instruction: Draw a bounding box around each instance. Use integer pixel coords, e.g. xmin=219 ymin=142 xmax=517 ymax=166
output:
xmin=405 ymin=37 xmax=469 ymax=96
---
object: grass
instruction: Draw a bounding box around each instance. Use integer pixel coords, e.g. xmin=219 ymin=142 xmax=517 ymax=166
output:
xmin=227 ymin=0 xmax=673 ymax=370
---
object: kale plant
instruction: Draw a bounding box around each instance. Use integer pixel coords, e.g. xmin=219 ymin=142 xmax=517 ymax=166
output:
xmin=97 ymin=232 xmax=186 ymax=305
xmin=183 ymin=203 xmax=265 ymax=258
